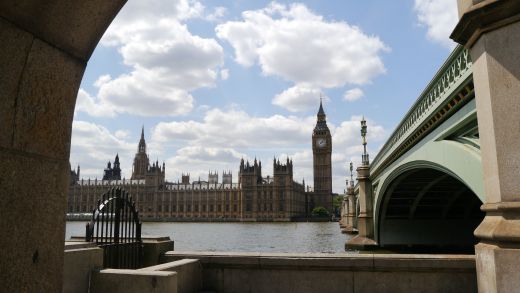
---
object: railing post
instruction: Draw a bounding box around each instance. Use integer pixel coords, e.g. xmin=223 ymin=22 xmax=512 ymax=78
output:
xmin=114 ymin=188 xmax=121 ymax=244
xmin=85 ymin=223 xmax=91 ymax=242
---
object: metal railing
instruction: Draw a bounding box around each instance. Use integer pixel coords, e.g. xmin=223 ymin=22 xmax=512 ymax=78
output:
xmin=370 ymin=45 xmax=473 ymax=174
xmin=85 ymin=187 xmax=143 ymax=269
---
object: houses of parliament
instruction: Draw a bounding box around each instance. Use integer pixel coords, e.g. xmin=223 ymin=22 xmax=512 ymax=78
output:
xmin=68 ymin=102 xmax=333 ymax=221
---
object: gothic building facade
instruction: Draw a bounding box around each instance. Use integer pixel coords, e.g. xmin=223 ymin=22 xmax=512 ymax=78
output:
xmin=68 ymin=129 xmax=308 ymax=221
xmin=68 ymin=102 xmax=333 ymax=221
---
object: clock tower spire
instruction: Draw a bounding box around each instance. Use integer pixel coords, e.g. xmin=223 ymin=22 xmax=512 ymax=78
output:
xmin=312 ymin=99 xmax=333 ymax=212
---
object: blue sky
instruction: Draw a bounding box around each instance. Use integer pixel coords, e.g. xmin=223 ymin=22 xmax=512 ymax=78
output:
xmin=71 ymin=0 xmax=458 ymax=193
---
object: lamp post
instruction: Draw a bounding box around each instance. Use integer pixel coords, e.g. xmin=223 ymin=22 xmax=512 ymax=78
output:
xmin=361 ymin=117 xmax=369 ymax=166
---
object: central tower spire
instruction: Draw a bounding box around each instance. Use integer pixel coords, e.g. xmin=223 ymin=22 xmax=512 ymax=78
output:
xmin=132 ymin=125 xmax=149 ymax=180
xmin=138 ymin=125 xmax=146 ymax=153
xmin=312 ymin=98 xmax=333 ymax=213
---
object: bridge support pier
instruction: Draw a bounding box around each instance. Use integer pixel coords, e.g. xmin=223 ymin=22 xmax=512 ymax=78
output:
xmin=346 ymin=188 xmax=358 ymax=234
xmin=341 ymin=184 xmax=358 ymax=234
xmin=345 ymin=165 xmax=377 ymax=250
xmin=452 ymin=1 xmax=520 ymax=292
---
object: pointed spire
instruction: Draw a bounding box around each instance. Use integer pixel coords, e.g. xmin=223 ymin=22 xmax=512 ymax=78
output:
xmin=318 ymin=95 xmax=325 ymax=116
xmin=138 ymin=125 xmax=146 ymax=153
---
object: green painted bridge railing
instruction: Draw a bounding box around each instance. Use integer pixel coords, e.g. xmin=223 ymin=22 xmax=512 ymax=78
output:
xmin=370 ymin=46 xmax=474 ymax=177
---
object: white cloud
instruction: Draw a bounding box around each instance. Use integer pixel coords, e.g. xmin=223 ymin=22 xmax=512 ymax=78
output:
xmin=149 ymin=107 xmax=387 ymax=191
xmin=70 ymin=121 xmax=136 ymax=179
xmin=216 ymin=2 xmax=387 ymax=111
xmin=75 ymin=89 xmax=115 ymax=117
xmin=343 ymin=88 xmax=364 ymax=102
xmin=165 ymin=146 xmax=245 ymax=180
xmin=71 ymin=109 xmax=387 ymax=192
xmin=414 ymin=0 xmax=458 ymax=49
xmin=272 ymin=84 xmax=325 ymax=112
xmin=94 ymin=74 xmax=112 ymax=88
xmin=220 ymin=69 xmax=229 ymax=80
xmin=115 ymin=129 xmax=131 ymax=139
xmin=152 ymin=107 xmax=315 ymax=148
xmin=75 ymin=0 xmax=225 ymax=117
xmin=206 ymin=6 xmax=227 ymax=22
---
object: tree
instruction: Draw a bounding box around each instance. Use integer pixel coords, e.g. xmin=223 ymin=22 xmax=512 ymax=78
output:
xmin=311 ymin=206 xmax=330 ymax=217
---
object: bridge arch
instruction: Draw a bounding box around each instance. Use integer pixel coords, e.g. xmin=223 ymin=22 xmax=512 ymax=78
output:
xmin=374 ymin=161 xmax=484 ymax=248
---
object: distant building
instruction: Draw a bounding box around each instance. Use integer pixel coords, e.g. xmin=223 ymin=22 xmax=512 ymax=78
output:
xmin=102 ymin=154 xmax=121 ymax=181
xmin=70 ymin=165 xmax=80 ymax=185
xmin=67 ymin=102 xmax=333 ymax=221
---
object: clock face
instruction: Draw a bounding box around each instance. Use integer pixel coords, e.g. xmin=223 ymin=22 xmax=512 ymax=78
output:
xmin=316 ymin=138 xmax=326 ymax=148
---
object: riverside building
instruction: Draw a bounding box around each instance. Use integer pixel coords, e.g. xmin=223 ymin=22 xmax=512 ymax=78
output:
xmin=67 ymin=102 xmax=332 ymax=221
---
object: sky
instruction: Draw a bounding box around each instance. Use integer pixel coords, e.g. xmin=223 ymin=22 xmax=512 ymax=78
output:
xmin=70 ymin=0 xmax=459 ymax=193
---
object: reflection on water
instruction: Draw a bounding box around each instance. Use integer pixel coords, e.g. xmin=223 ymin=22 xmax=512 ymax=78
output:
xmin=66 ymin=221 xmax=352 ymax=253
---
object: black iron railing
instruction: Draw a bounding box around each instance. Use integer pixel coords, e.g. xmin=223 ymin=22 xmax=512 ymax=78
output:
xmin=86 ymin=187 xmax=143 ymax=269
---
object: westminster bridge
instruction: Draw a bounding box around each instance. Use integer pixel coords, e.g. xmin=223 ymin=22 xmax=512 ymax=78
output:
xmin=342 ymin=46 xmax=484 ymax=248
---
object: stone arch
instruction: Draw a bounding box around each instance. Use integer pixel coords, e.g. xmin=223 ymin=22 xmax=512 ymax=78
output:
xmin=0 ymin=2 xmax=126 ymax=291
xmin=375 ymin=165 xmax=484 ymax=248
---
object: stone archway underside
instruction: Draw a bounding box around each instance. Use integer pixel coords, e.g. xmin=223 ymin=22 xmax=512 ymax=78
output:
xmin=379 ymin=168 xmax=484 ymax=248
xmin=0 ymin=1 xmax=125 ymax=291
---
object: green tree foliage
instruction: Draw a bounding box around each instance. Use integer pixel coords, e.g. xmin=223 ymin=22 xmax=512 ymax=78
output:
xmin=311 ymin=206 xmax=330 ymax=217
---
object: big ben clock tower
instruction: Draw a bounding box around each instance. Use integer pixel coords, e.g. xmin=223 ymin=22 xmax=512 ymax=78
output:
xmin=312 ymin=99 xmax=333 ymax=212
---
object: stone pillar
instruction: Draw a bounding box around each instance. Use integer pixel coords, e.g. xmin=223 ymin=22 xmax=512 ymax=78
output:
xmin=451 ymin=1 xmax=520 ymax=292
xmin=341 ymin=185 xmax=358 ymax=234
xmin=345 ymin=165 xmax=377 ymax=250
xmin=339 ymin=196 xmax=348 ymax=228
xmin=347 ymin=192 xmax=357 ymax=230
xmin=0 ymin=1 xmax=125 ymax=292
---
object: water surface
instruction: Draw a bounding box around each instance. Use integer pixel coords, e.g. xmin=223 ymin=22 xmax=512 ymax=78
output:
xmin=66 ymin=221 xmax=351 ymax=253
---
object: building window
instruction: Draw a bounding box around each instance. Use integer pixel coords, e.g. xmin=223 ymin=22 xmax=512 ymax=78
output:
xmin=195 ymin=205 xmax=199 ymax=212
xmin=210 ymin=205 xmax=214 ymax=212
xmin=187 ymin=204 xmax=191 ymax=212
xmin=226 ymin=204 xmax=230 ymax=212
xmin=172 ymin=205 xmax=176 ymax=212
xmin=180 ymin=206 xmax=184 ymax=212
xmin=234 ymin=204 xmax=237 ymax=212
xmin=218 ymin=205 xmax=221 ymax=212
xmin=202 ymin=204 xmax=206 ymax=212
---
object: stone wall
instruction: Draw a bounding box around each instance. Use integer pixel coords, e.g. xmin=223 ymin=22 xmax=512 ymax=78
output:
xmin=63 ymin=242 xmax=103 ymax=293
xmin=163 ymin=251 xmax=477 ymax=293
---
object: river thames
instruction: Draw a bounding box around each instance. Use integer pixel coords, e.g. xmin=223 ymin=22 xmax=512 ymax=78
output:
xmin=66 ymin=221 xmax=352 ymax=253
